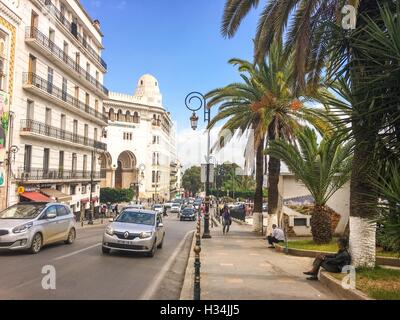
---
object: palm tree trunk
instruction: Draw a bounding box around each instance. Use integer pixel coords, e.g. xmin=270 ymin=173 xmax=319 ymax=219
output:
xmin=310 ymin=205 xmax=332 ymax=244
xmin=349 ymin=135 xmax=377 ymax=268
xmin=253 ymin=138 xmax=265 ymax=234
xmin=268 ymin=155 xmax=281 ymax=232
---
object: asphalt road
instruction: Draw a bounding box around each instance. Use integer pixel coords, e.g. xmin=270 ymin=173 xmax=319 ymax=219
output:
xmin=0 ymin=214 xmax=195 ymax=300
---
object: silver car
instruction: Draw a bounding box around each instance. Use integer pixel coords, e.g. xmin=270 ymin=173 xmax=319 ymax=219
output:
xmin=0 ymin=202 xmax=76 ymax=254
xmin=102 ymin=210 xmax=165 ymax=257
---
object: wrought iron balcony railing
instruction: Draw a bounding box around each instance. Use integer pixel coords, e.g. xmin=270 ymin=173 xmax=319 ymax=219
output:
xmin=23 ymin=73 xmax=108 ymax=123
xmin=21 ymin=119 xmax=107 ymax=151
xmin=26 ymin=27 xmax=108 ymax=96
xmin=41 ymin=0 xmax=107 ymax=70
xmin=16 ymin=168 xmax=106 ymax=181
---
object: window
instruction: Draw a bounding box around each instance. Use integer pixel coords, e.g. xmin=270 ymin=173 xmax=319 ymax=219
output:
xmin=44 ymin=206 xmax=57 ymax=218
xmin=24 ymin=145 xmax=32 ymax=172
xmin=70 ymin=185 xmax=76 ymax=196
xmin=62 ymin=77 xmax=67 ymax=101
xmin=26 ymin=100 xmax=34 ymax=120
xmin=72 ymin=153 xmax=77 ymax=173
xmin=57 ymin=206 xmax=68 ymax=217
xmin=133 ymin=112 xmax=140 ymax=123
xmin=59 ymin=151 xmax=64 ymax=171
xmin=63 ymin=41 xmax=69 ymax=62
xmin=84 ymin=124 xmax=89 ymax=144
xmin=94 ymin=128 xmax=98 ymax=141
xmin=83 ymin=155 xmax=87 ymax=173
xmin=82 ymin=185 xmax=87 ymax=194
xmin=0 ymin=32 xmax=7 ymax=92
xmin=43 ymin=148 xmax=50 ymax=173
xmin=47 ymin=67 xmax=53 ymax=94
xmin=153 ymin=136 xmax=160 ymax=145
xmin=45 ymin=108 xmax=52 ymax=126
xmin=152 ymin=170 xmax=156 ymax=183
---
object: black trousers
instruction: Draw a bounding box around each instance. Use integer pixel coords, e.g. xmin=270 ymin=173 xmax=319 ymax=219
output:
xmin=313 ymin=258 xmax=341 ymax=274
xmin=268 ymin=236 xmax=283 ymax=246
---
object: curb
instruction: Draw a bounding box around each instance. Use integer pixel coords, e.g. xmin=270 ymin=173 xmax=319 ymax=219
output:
xmin=231 ymin=218 xmax=250 ymax=226
xmin=319 ymin=272 xmax=373 ymax=300
xmin=275 ymin=245 xmax=400 ymax=267
xmin=179 ymin=230 xmax=196 ymax=300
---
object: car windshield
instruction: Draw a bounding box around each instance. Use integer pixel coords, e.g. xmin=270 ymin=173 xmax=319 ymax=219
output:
xmin=154 ymin=205 xmax=162 ymax=209
xmin=182 ymin=210 xmax=194 ymax=215
xmin=172 ymin=203 xmax=180 ymax=207
xmin=0 ymin=204 xmax=45 ymax=220
xmin=116 ymin=211 xmax=155 ymax=226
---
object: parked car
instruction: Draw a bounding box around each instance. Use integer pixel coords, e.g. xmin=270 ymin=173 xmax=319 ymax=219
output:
xmin=0 ymin=202 xmax=76 ymax=254
xmin=180 ymin=208 xmax=196 ymax=221
xmin=102 ymin=210 xmax=165 ymax=257
xmin=152 ymin=204 xmax=164 ymax=214
xmin=170 ymin=203 xmax=181 ymax=214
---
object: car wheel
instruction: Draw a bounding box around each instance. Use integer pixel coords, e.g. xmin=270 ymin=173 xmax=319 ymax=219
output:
xmin=65 ymin=228 xmax=76 ymax=245
xmin=102 ymin=246 xmax=111 ymax=254
xmin=29 ymin=233 xmax=43 ymax=254
xmin=157 ymin=235 xmax=164 ymax=249
xmin=147 ymin=239 xmax=157 ymax=257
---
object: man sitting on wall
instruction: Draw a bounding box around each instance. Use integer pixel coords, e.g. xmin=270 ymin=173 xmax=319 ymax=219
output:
xmin=303 ymin=237 xmax=352 ymax=281
xmin=267 ymin=224 xmax=285 ymax=248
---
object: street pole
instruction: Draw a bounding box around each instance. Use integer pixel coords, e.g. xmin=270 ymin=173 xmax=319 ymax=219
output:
xmin=88 ymin=148 xmax=95 ymax=225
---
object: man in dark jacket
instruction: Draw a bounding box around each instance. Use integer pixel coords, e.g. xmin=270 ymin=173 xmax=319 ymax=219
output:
xmin=304 ymin=237 xmax=352 ymax=281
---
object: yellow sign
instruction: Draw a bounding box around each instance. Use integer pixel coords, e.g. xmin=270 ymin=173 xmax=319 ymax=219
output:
xmin=17 ymin=187 xmax=25 ymax=194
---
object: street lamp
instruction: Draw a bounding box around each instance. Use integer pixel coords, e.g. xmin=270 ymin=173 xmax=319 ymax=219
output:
xmin=185 ymin=92 xmax=212 ymax=239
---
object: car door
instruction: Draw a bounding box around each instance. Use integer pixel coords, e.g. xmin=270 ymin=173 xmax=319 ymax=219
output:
xmin=56 ymin=205 xmax=71 ymax=241
xmin=40 ymin=205 xmax=59 ymax=244
xmin=156 ymin=214 xmax=164 ymax=245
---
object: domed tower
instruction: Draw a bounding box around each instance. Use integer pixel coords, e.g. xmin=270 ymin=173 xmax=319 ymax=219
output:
xmin=134 ymin=74 xmax=163 ymax=108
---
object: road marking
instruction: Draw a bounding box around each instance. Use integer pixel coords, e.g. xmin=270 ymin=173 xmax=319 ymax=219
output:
xmin=139 ymin=230 xmax=195 ymax=300
xmin=53 ymin=243 xmax=102 ymax=261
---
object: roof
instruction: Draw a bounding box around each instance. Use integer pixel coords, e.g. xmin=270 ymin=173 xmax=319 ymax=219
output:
xmin=41 ymin=189 xmax=72 ymax=202
xmin=20 ymin=192 xmax=51 ymax=203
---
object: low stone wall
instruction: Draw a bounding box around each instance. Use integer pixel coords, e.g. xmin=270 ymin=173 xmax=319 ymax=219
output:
xmin=319 ymin=272 xmax=372 ymax=300
xmin=275 ymin=244 xmax=400 ymax=267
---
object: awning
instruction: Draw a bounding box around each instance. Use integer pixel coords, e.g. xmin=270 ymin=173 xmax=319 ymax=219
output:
xmin=20 ymin=192 xmax=51 ymax=203
xmin=41 ymin=189 xmax=72 ymax=202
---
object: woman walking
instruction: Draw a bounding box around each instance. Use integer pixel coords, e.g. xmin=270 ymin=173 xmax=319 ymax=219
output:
xmin=222 ymin=205 xmax=232 ymax=235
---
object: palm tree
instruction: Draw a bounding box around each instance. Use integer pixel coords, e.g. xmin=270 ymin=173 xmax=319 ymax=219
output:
xmin=206 ymin=42 xmax=329 ymax=234
xmin=267 ymin=128 xmax=352 ymax=243
xmin=221 ymin=0 xmax=396 ymax=267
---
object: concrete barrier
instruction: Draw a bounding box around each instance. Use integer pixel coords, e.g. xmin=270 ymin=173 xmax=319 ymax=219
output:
xmin=179 ymin=231 xmax=196 ymax=300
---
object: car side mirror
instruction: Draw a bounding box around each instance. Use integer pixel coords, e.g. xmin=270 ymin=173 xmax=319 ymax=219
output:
xmin=46 ymin=213 xmax=57 ymax=220
xmin=158 ymin=223 xmax=164 ymax=228
xmin=109 ymin=218 xmax=114 ymax=222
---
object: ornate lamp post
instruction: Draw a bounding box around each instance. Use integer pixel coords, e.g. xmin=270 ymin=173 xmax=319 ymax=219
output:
xmin=185 ymin=92 xmax=212 ymax=239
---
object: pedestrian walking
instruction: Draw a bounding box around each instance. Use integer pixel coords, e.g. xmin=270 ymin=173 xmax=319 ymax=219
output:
xmin=222 ymin=205 xmax=232 ymax=235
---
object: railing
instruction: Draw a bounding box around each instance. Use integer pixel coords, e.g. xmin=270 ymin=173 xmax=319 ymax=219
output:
xmin=23 ymin=73 xmax=108 ymax=123
xmin=26 ymin=27 xmax=109 ymax=96
xmin=21 ymin=119 xmax=107 ymax=151
xmin=16 ymin=168 xmax=105 ymax=181
xmin=41 ymin=0 xmax=107 ymax=70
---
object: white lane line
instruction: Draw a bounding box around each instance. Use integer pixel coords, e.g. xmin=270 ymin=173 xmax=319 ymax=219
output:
xmin=139 ymin=230 xmax=195 ymax=300
xmin=53 ymin=243 xmax=101 ymax=261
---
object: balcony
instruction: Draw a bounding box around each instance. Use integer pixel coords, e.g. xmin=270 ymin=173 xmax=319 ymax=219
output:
xmin=38 ymin=0 xmax=107 ymax=71
xmin=25 ymin=27 xmax=109 ymax=97
xmin=16 ymin=168 xmax=105 ymax=183
xmin=23 ymin=73 xmax=108 ymax=124
xmin=20 ymin=119 xmax=107 ymax=151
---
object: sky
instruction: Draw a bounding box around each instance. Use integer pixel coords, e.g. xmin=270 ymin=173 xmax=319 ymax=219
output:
xmin=81 ymin=0 xmax=261 ymax=168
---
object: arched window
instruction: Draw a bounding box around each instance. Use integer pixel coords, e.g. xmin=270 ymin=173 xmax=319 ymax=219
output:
xmin=108 ymin=108 xmax=115 ymax=121
xmin=133 ymin=112 xmax=140 ymax=123
xmin=117 ymin=109 xmax=125 ymax=122
xmin=126 ymin=111 xmax=132 ymax=123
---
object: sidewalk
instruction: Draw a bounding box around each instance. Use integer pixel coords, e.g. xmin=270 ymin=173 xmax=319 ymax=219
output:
xmin=75 ymin=218 xmax=109 ymax=229
xmin=200 ymin=222 xmax=340 ymax=300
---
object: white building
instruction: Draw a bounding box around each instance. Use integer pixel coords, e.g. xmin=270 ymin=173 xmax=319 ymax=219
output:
xmin=4 ymin=0 xmax=108 ymax=218
xmin=102 ymin=74 xmax=180 ymax=202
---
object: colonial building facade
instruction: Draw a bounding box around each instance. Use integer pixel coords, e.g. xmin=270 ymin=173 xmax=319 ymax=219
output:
xmin=3 ymin=0 xmax=108 ymax=216
xmin=102 ymin=74 xmax=180 ymax=202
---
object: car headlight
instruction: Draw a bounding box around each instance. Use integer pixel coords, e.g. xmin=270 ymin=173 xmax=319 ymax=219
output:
xmin=139 ymin=232 xmax=152 ymax=239
xmin=105 ymin=226 xmax=114 ymax=236
xmin=13 ymin=222 xmax=34 ymax=234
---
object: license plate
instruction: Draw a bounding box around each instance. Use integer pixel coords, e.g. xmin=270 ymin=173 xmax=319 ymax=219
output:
xmin=117 ymin=240 xmax=134 ymax=245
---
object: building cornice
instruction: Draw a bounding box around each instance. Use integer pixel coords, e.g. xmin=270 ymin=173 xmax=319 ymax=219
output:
xmin=0 ymin=1 xmax=22 ymax=25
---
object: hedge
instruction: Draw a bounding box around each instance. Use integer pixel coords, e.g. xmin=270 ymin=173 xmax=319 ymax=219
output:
xmin=100 ymin=188 xmax=134 ymax=204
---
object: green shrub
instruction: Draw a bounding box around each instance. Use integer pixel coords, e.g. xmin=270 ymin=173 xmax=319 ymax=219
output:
xmin=100 ymin=188 xmax=134 ymax=204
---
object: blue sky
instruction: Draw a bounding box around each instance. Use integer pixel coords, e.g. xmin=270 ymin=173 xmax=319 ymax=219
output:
xmin=81 ymin=0 xmax=260 ymax=132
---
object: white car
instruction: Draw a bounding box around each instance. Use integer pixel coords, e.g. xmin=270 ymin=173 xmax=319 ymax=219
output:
xmin=170 ymin=203 xmax=181 ymax=214
xmin=152 ymin=204 xmax=164 ymax=214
